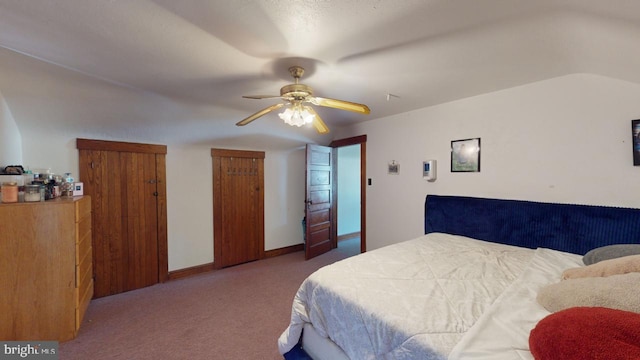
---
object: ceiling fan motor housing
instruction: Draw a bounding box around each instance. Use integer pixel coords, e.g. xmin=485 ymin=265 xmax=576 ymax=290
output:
xmin=280 ymin=83 xmax=313 ymax=100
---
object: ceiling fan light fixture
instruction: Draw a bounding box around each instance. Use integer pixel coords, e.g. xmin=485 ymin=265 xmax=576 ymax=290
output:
xmin=279 ymin=104 xmax=315 ymax=127
xmin=237 ymin=65 xmax=369 ymax=133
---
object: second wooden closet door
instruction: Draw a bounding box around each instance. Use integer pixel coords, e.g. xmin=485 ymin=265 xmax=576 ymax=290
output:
xmin=212 ymin=149 xmax=265 ymax=268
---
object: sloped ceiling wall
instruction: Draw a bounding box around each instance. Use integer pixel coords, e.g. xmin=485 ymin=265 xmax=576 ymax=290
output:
xmin=1 ymin=1 xmax=640 ymax=150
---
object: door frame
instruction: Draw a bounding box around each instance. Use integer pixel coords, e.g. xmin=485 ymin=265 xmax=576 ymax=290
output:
xmin=330 ymin=135 xmax=367 ymax=253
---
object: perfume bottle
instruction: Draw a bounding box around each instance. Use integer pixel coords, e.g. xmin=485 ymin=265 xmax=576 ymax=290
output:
xmin=63 ymin=172 xmax=74 ymax=197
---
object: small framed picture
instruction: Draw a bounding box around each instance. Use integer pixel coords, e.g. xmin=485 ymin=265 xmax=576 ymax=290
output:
xmin=388 ymin=161 xmax=399 ymax=175
xmin=451 ymin=138 xmax=481 ymax=172
xmin=633 ymin=120 xmax=640 ymax=166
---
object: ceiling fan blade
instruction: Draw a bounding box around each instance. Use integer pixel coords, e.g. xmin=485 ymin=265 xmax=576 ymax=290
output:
xmin=311 ymin=96 xmax=370 ymax=114
xmin=236 ymin=103 xmax=285 ymax=126
xmin=242 ymin=95 xmax=282 ymax=99
xmin=305 ymin=106 xmax=330 ymax=134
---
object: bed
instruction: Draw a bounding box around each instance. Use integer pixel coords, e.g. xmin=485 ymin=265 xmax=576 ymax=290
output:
xmin=279 ymin=195 xmax=640 ymax=360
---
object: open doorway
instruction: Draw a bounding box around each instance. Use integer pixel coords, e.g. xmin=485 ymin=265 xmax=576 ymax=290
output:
xmin=330 ymin=135 xmax=366 ymax=254
xmin=336 ymin=144 xmax=361 ymax=252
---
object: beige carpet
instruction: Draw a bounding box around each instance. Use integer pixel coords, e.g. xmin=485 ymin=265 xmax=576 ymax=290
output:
xmin=59 ymin=238 xmax=360 ymax=360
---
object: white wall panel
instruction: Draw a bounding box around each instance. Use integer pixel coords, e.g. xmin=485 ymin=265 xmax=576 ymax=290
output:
xmin=335 ymin=74 xmax=640 ymax=250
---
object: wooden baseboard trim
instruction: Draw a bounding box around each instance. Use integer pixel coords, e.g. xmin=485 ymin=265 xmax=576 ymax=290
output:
xmin=167 ymin=244 xmax=304 ymax=281
xmin=168 ymin=262 xmax=215 ymax=281
xmin=338 ymin=232 xmax=361 ymax=241
xmin=264 ymin=243 xmax=304 ymax=258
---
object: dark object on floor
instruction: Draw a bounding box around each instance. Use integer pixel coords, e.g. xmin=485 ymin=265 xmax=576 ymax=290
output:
xmin=283 ymin=343 xmax=313 ymax=360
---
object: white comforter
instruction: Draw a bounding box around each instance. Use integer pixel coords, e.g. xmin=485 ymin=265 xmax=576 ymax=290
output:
xmin=278 ymin=233 xmax=583 ymax=359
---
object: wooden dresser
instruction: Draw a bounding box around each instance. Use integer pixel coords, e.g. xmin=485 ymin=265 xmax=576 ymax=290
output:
xmin=0 ymin=196 xmax=93 ymax=342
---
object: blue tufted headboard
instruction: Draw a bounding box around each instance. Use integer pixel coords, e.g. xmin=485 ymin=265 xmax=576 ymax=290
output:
xmin=424 ymin=195 xmax=640 ymax=255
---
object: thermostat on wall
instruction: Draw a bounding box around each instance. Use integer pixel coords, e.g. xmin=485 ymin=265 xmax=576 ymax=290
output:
xmin=423 ymin=160 xmax=437 ymax=181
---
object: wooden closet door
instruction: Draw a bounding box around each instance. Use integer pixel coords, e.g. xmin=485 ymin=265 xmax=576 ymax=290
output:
xmin=121 ymin=151 xmax=159 ymax=291
xmin=78 ymin=139 xmax=167 ymax=298
xmin=212 ymin=149 xmax=265 ymax=268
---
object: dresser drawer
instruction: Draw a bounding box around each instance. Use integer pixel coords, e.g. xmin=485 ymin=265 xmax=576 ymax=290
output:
xmin=75 ymin=196 xmax=91 ymax=221
xmin=76 ymin=213 xmax=91 ymax=246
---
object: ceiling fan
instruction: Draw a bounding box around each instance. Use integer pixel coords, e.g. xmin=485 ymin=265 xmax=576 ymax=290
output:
xmin=236 ymin=66 xmax=370 ymax=134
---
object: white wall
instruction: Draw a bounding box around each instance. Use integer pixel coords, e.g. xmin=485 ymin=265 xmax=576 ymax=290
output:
xmin=264 ymin=148 xmax=307 ymax=250
xmin=0 ymin=92 xmax=22 ymax=167
xmin=165 ymin=145 xmax=214 ymax=270
xmin=7 ymin=73 xmax=640 ymax=271
xmin=13 ymin=131 xmax=306 ymax=271
xmin=165 ymin=146 xmax=307 ymax=270
xmin=335 ymin=74 xmax=640 ymax=251
xmin=20 ymin=132 xmax=79 ymax=176
xmin=337 ymin=145 xmax=361 ymax=235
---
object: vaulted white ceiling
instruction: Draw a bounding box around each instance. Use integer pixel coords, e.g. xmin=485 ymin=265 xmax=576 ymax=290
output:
xmin=1 ymin=0 xmax=639 ymax=148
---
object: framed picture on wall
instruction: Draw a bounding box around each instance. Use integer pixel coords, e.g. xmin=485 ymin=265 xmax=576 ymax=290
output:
xmin=633 ymin=120 xmax=640 ymax=166
xmin=451 ymin=138 xmax=481 ymax=172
